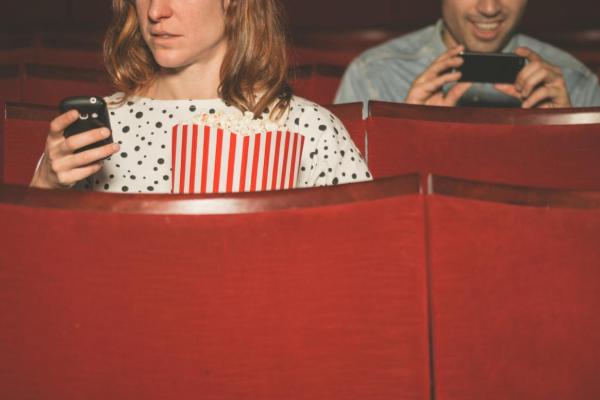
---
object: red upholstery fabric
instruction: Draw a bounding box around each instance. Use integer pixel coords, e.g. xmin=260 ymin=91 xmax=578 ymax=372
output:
xmin=428 ymin=195 xmax=600 ymax=400
xmin=0 ymin=191 xmax=430 ymax=399
xmin=36 ymin=48 xmax=104 ymax=70
xmin=367 ymin=114 xmax=600 ymax=189
xmin=289 ymin=71 xmax=314 ymax=103
xmin=0 ymin=48 xmax=35 ymax=65
xmin=2 ymin=116 xmax=50 ymax=184
xmin=290 ymin=47 xmax=359 ymax=67
xmin=310 ymin=73 xmax=342 ymax=105
xmin=22 ymin=77 xmax=113 ymax=107
xmin=290 ymin=65 xmax=343 ymax=105
xmin=0 ymin=76 xmax=21 ymax=103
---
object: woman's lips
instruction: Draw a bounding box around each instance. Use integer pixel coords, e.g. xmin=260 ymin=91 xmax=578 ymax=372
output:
xmin=150 ymin=31 xmax=182 ymax=42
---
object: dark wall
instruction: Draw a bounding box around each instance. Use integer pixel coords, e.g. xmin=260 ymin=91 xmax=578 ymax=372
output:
xmin=3 ymin=0 xmax=599 ymax=33
xmin=283 ymin=0 xmax=599 ymax=33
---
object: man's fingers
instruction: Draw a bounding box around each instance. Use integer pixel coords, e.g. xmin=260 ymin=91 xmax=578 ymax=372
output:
xmin=437 ymin=45 xmax=465 ymax=63
xmin=521 ymin=68 xmax=550 ymax=98
xmin=515 ymin=46 xmax=541 ymax=63
xmin=419 ymin=71 xmax=463 ymax=96
xmin=49 ymin=110 xmax=79 ymax=138
xmin=522 ymin=86 xmax=553 ymax=109
xmin=494 ymin=84 xmax=521 ymax=98
xmin=444 ymin=82 xmax=472 ymax=105
xmin=429 ymin=56 xmax=464 ymax=77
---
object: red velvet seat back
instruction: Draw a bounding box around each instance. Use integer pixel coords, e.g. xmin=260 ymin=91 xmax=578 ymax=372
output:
xmin=290 ymin=65 xmax=344 ymax=105
xmin=367 ymin=102 xmax=600 ymax=189
xmin=22 ymin=64 xmax=113 ymax=107
xmin=310 ymin=65 xmax=344 ymax=104
xmin=1 ymin=102 xmax=55 ymax=184
xmin=0 ymin=66 xmax=21 ymax=103
xmin=427 ymin=177 xmax=600 ymax=400
xmin=36 ymin=47 xmax=104 ymax=70
xmin=290 ymin=47 xmax=359 ymax=67
xmin=0 ymin=176 xmax=431 ymax=400
xmin=0 ymin=34 xmax=35 ymax=64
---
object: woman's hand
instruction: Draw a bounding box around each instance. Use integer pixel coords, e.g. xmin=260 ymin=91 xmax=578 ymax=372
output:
xmin=30 ymin=110 xmax=120 ymax=189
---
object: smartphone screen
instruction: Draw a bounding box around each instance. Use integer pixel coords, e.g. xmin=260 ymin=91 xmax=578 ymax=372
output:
xmin=457 ymin=52 xmax=526 ymax=84
xmin=59 ymin=96 xmax=113 ymax=153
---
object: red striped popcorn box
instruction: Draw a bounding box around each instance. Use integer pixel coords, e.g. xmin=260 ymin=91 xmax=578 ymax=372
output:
xmin=172 ymin=124 xmax=305 ymax=194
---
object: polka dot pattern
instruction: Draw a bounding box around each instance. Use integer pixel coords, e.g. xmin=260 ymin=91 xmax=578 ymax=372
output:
xmin=77 ymin=93 xmax=371 ymax=193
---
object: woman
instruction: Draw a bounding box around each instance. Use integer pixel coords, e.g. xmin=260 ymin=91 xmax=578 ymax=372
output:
xmin=30 ymin=0 xmax=371 ymax=193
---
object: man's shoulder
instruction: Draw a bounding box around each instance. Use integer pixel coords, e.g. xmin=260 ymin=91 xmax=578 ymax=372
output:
xmin=349 ymin=24 xmax=439 ymax=71
xmin=515 ymin=34 xmax=594 ymax=77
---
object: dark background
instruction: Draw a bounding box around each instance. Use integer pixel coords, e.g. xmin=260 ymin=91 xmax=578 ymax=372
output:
xmin=4 ymin=0 xmax=599 ymax=34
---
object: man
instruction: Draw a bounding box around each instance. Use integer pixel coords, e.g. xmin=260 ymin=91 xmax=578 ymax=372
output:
xmin=335 ymin=0 xmax=600 ymax=108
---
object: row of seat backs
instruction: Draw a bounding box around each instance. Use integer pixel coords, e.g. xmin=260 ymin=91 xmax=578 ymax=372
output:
xmin=3 ymin=29 xmax=599 ymax=73
xmin=0 ymin=63 xmax=113 ymax=106
xmin=0 ymin=62 xmax=344 ymax=107
xmin=3 ymin=100 xmax=600 ymax=190
xmin=0 ymin=174 xmax=599 ymax=399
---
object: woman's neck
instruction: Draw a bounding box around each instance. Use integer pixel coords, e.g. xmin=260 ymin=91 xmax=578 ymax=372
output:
xmin=143 ymin=43 xmax=227 ymax=100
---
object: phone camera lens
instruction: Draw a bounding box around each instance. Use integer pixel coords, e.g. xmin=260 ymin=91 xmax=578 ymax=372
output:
xmin=80 ymin=113 xmax=89 ymax=120
xmin=90 ymin=97 xmax=97 ymax=104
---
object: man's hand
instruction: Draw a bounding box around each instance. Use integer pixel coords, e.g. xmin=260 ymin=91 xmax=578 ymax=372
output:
xmin=495 ymin=47 xmax=571 ymax=108
xmin=405 ymin=45 xmax=472 ymax=106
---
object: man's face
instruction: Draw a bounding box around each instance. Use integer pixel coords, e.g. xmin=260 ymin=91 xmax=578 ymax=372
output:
xmin=442 ymin=0 xmax=528 ymax=52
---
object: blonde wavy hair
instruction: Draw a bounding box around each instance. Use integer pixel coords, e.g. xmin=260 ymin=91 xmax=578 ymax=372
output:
xmin=104 ymin=0 xmax=292 ymax=118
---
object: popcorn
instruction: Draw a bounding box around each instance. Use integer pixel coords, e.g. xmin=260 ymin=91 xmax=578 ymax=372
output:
xmin=190 ymin=111 xmax=285 ymax=136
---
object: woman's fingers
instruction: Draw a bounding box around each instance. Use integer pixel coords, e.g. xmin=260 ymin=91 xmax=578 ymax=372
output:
xmin=49 ymin=110 xmax=79 ymax=138
xmin=60 ymin=127 xmax=112 ymax=154
xmin=55 ymin=162 xmax=104 ymax=188
xmin=52 ymin=142 xmax=120 ymax=173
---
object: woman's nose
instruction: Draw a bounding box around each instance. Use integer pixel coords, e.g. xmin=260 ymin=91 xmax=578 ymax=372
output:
xmin=147 ymin=0 xmax=173 ymax=23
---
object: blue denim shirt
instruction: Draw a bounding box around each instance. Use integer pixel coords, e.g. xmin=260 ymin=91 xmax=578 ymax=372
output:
xmin=335 ymin=20 xmax=600 ymax=108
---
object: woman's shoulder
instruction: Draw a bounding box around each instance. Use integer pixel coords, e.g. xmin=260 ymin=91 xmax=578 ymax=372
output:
xmin=288 ymin=96 xmax=346 ymax=131
xmin=290 ymin=96 xmax=339 ymax=118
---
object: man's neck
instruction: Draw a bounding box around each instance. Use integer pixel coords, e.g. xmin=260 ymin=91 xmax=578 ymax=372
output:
xmin=441 ymin=23 xmax=459 ymax=49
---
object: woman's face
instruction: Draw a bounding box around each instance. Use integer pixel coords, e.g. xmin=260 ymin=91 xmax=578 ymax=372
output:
xmin=136 ymin=0 xmax=229 ymax=69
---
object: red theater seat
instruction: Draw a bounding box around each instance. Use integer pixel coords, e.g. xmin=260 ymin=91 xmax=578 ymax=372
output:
xmin=0 ymin=65 xmax=21 ymax=104
xmin=0 ymin=34 xmax=35 ymax=65
xmin=0 ymin=174 xmax=431 ymax=400
xmin=36 ymin=34 xmax=105 ymax=70
xmin=367 ymin=101 xmax=600 ymax=189
xmin=289 ymin=64 xmax=344 ymax=105
xmin=22 ymin=63 xmax=113 ymax=106
xmin=290 ymin=47 xmax=360 ymax=67
xmin=0 ymin=102 xmax=55 ymax=184
xmin=427 ymin=175 xmax=600 ymax=400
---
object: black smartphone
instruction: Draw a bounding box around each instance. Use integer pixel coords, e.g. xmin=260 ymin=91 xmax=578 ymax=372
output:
xmin=456 ymin=52 xmax=526 ymax=84
xmin=59 ymin=96 xmax=113 ymax=153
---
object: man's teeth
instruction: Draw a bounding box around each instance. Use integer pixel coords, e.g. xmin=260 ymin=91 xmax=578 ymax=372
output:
xmin=475 ymin=22 xmax=500 ymax=31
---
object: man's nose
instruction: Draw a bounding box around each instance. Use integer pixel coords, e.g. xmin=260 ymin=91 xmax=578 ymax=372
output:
xmin=476 ymin=0 xmax=502 ymax=17
xmin=148 ymin=0 xmax=173 ymax=22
